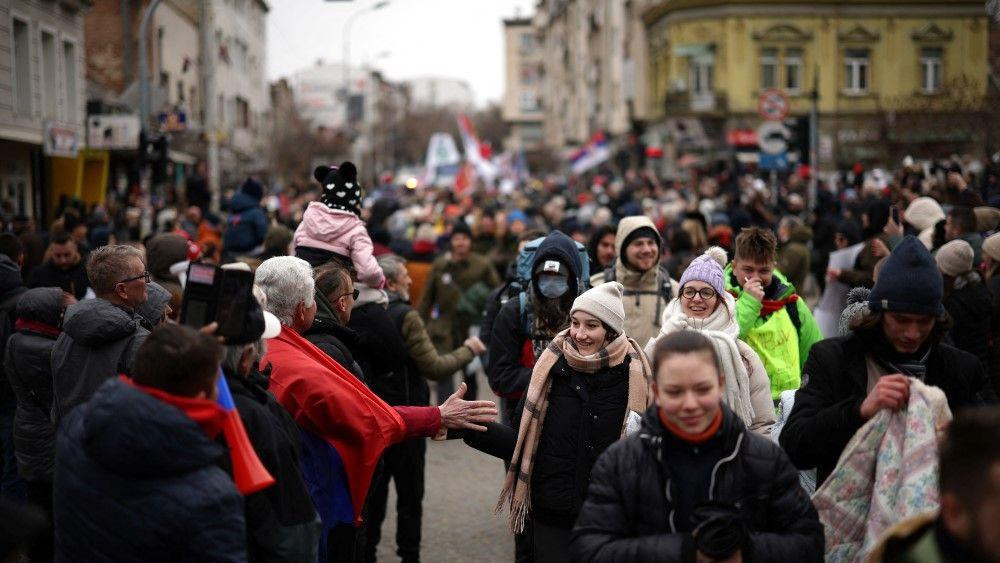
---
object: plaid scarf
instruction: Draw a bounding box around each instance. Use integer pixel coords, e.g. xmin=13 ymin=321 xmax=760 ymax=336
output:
xmin=495 ymin=329 xmax=651 ymax=533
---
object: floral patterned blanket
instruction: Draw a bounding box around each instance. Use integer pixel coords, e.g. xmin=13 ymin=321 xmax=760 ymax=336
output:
xmin=811 ymin=379 xmax=952 ymax=563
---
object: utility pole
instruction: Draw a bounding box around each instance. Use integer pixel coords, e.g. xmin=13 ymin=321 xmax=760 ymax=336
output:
xmin=138 ymin=0 xmax=162 ymax=131
xmin=200 ymin=0 xmax=220 ymax=212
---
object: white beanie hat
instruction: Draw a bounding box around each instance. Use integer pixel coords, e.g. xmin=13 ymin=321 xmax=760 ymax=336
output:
xmin=571 ymin=282 xmax=626 ymax=335
xmin=935 ymin=239 xmax=974 ymax=277
xmin=905 ymin=197 xmax=945 ymax=232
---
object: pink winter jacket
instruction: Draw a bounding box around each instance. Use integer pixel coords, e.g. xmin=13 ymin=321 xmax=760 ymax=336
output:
xmin=293 ymin=202 xmax=385 ymax=288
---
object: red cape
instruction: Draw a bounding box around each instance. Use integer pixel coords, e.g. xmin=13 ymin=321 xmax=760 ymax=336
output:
xmin=261 ymin=327 xmax=406 ymax=523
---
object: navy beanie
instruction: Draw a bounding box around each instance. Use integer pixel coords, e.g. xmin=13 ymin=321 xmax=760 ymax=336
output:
xmin=314 ymin=162 xmax=361 ymax=215
xmin=868 ymin=235 xmax=944 ymax=317
xmin=240 ymin=177 xmax=264 ymax=201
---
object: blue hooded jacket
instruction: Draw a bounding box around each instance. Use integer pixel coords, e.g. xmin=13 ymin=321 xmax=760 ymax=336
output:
xmin=223 ymin=189 xmax=268 ymax=255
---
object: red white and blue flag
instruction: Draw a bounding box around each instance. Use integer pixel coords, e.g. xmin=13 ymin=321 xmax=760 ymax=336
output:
xmin=569 ymin=132 xmax=611 ymax=174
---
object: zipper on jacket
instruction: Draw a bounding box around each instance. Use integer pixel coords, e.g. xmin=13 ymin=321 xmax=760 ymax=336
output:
xmin=708 ymin=433 xmax=744 ymax=500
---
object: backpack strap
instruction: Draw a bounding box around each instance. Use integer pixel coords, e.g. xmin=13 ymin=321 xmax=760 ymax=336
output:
xmin=785 ymin=300 xmax=802 ymax=334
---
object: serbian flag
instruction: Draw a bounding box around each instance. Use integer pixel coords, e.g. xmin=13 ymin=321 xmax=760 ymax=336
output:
xmin=262 ymin=327 xmax=408 ymax=526
xmin=569 ymin=131 xmax=611 ymax=174
xmin=216 ymin=373 xmax=276 ymax=495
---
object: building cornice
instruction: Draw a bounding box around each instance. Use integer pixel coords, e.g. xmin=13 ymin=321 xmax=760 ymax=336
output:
xmin=643 ymin=1 xmax=987 ymax=26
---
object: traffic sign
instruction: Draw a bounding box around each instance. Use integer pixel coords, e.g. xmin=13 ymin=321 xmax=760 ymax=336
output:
xmin=759 ymin=152 xmax=789 ymax=171
xmin=756 ymin=121 xmax=790 ymax=155
xmin=757 ymin=89 xmax=790 ymax=121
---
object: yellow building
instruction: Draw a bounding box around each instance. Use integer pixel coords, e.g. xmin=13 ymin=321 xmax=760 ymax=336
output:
xmin=643 ymin=0 xmax=991 ymax=169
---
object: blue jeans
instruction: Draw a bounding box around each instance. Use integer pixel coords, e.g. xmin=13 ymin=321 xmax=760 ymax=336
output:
xmin=0 ymin=398 xmax=26 ymax=502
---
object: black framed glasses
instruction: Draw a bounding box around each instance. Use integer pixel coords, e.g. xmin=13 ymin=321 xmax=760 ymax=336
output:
xmin=337 ymin=288 xmax=360 ymax=301
xmin=681 ymin=286 xmax=717 ymax=301
xmin=118 ymin=271 xmax=151 ymax=285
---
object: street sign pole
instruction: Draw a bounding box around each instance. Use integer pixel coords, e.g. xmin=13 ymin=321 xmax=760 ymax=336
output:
xmin=808 ymin=66 xmax=819 ymax=219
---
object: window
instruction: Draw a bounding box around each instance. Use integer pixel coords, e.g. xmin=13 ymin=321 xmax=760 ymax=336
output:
xmin=921 ymin=47 xmax=942 ymax=93
xmin=844 ymin=48 xmax=869 ymax=93
xmin=519 ymin=33 xmax=535 ymax=55
xmin=236 ymin=97 xmax=249 ymax=128
xmin=519 ymin=91 xmax=538 ymax=112
xmin=760 ymin=48 xmax=777 ymax=89
xmin=63 ymin=41 xmax=77 ymax=122
xmin=41 ymin=31 xmax=57 ymax=118
xmin=13 ymin=18 xmax=31 ymax=115
xmin=691 ymin=57 xmax=714 ymax=96
xmin=785 ymin=48 xmax=803 ymax=92
xmin=218 ymin=94 xmax=225 ymax=124
xmin=520 ymin=64 xmax=538 ymax=85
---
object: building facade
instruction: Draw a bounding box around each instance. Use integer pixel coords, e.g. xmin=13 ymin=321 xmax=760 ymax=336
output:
xmin=532 ymin=0 xmax=654 ymax=156
xmin=643 ymin=0 xmax=991 ymax=171
xmin=1 ymin=0 xmax=89 ymax=221
xmin=502 ymin=17 xmax=544 ymax=151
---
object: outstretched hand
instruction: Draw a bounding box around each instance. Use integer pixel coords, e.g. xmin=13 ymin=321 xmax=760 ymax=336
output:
xmin=439 ymin=382 xmax=498 ymax=432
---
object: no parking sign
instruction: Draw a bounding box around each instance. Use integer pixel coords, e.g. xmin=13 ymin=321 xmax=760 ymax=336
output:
xmin=757 ymin=89 xmax=790 ymax=121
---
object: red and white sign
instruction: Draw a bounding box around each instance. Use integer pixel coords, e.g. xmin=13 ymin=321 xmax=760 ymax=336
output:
xmin=726 ymin=129 xmax=758 ymax=147
xmin=757 ymin=89 xmax=790 ymax=121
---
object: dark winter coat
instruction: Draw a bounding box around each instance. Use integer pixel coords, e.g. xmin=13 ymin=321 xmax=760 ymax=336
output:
xmin=532 ymin=356 xmax=630 ymax=528
xmin=303 ymin=291 xmax=364 ymax=381
xmin=53 ymin=378 xmax=245 ymax=563
xmin=780 ymin=330 xmax=996 ymax=486
xmin=486 ymin=231 xmax=584 ymax=399
xmin=942 ymin=277 xmax=992 ymax=368
xmin=224 ymin=191 xmax=268 ymax=255
xmin=381 ymin=291 xmax=473 ymax=407
xmin=50 ymin=298 xmax=149 ymax=423
xmin=570 ymin=405 xmax=824 ymax=563
xmin=348 ymin=300 xmax=409 ymax=393
xmin=28 ymin=261 xmax=89 ymax=300
xmin=5 ymin=287 xmax=62 ymax=482
xmin=990 ymin=275 xmax=1000 ymax=395
xmin=225 ymin=369 xmax=320 ymax=563
xmin=0 ymin=253 xmax=28 ymax=403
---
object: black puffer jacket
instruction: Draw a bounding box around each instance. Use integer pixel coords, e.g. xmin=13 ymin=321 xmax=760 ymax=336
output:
xmin=6 ymin=287 xmax=63 ymax=482
xmin=53 ymin=378 xmax=245 ymax=563
xmin=532 ymin=356 xmax=629 ymax=528
xmin=942 ymin=277 xmax=992 ymax=368
xmin=780 ymin=330 xmax=996 ymax=486
xmin=486 ymin=231 xmax=584 ymax=399
xmin=570 ymin=405 xmax=824 ymax=562
xmin=226 ymin=369 xmax=320 ymax=563
xmin=50 ymin=298 xmax=149 ymax=423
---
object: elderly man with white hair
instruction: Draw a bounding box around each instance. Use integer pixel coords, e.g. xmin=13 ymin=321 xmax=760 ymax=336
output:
xmin=254 ymin=256 xmax=497 ymax=563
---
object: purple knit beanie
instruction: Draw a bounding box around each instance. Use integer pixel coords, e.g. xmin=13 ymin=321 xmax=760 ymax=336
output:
xmin=678 ymin=246 xmax=728 ymax=297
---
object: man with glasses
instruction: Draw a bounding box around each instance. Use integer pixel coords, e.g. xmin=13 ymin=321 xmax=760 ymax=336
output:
xmin=305 ymin=262 xmax=366 ymax=380
xmin=51 ymin=245 xmax=151 ymax=422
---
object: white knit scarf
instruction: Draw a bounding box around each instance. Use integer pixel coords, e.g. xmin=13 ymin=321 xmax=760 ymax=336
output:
xmin=650 ymin=292 xmax=757 ymax=426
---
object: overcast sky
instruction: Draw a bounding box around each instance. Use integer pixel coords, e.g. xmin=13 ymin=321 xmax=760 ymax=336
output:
xmin=266 ymin=0 xmax=534 ymax=106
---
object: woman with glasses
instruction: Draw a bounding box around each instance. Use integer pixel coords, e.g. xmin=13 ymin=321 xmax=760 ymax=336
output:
xmin=645 ymin=247 xmax=775 ymax=434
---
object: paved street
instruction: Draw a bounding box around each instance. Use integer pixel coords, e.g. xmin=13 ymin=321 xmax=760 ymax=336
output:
xmin=375 ymin=375 xmax=515 ymax=562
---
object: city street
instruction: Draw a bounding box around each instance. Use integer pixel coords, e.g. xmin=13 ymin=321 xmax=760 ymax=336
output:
xmin=375 ymin=376 xmax=513 ymax=562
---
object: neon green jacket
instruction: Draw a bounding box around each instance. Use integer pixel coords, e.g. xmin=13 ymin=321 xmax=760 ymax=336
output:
xmin=724 ymin=264 xmax=822 ymax=400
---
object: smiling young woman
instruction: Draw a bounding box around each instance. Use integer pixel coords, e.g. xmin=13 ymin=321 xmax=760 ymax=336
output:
xmin=646 ymin=247 xmax=775 ymax=435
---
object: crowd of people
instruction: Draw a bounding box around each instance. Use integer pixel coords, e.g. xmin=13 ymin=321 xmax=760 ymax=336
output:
xmin=0 ymin=155 xmax=998 ymax=563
